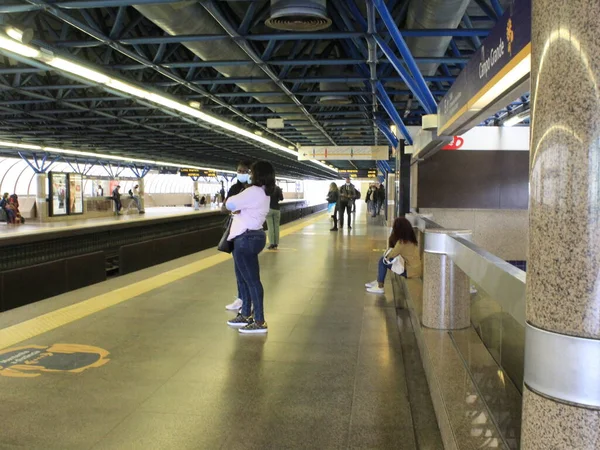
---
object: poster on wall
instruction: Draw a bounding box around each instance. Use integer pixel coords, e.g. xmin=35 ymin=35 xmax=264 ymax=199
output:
xmin=48 ymin=172 xmax=68 ymax=217
xmin=68 ymin=173 xmax=84 ymax=214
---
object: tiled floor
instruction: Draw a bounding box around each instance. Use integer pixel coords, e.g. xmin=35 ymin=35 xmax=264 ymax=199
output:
xmin=0 ymin=209 xmax=441 ymax=449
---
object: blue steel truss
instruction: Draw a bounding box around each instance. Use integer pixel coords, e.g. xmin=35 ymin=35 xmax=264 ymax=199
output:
xmin=0 ymin=0 xmax=521 ymax=178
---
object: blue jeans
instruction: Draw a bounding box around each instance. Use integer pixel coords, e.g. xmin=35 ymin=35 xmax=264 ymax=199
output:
xmin=233 ymin=230 xmax=267 ymax=322
xmin=377 ymin=257 xmax=406 ymax=283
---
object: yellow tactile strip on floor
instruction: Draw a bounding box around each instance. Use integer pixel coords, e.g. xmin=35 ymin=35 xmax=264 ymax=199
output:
xmin=0 ymin=212 xmax=325 ymax=351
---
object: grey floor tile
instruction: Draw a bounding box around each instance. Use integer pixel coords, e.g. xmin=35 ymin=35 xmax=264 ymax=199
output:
xmin=348 ymin=425 xmax=417 ymax=450
xmin=92 ymin=411 xmax=229 ymax=450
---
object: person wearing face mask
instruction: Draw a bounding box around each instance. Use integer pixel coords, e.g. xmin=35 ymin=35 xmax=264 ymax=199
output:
xmin=225 ymin=160 xmax=252 ymax=311
xmin=338 ymin=177 xmax=357 ymax=230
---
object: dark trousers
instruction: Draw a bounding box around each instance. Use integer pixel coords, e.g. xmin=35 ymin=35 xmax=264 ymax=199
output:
xmin=332 ymin=204 xmax=338 ymax=228
xmin=233 ymin=230 xmax=267 ymax=322
xmin=113 ymin=198 xmax=122 ymax=213
xmin=338 ymin=202 xmax=352 ymax=228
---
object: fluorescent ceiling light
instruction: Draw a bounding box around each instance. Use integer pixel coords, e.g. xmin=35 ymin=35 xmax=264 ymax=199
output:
xmin=0 ymin=35 xmax=39 ymax=58
xmin=6 ymin=27 xmax=24 ymax=42
xmin=0 ymin=36 xmax=338 ymax=174
xmin=48 ymin=57 xmax=110 ymax=84
xmin=471 ymin=55 xmax=531 ymax=111
xmin=0 ymin=140 xmax=236 ymax=174
xmin=504 ymin=111 xmax=530 ymax=127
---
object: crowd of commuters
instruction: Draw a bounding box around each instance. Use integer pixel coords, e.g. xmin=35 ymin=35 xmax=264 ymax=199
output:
xmin=0 ymin=193 xmax=23 ymax=224
xmin=327 ymin=178 xmax=386 ymax=231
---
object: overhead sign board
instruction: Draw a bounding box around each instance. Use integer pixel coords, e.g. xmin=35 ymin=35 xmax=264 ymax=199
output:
xmin=339 ymin=169 xmax=378 ymax=179
xmin=438 ymin=0 xmax=531 ymax=135
xmin=158 ymin=167 xmax=178 ymax=175
xmin=298 ymin=145 xmax=389 ymax=161
xmin=180 ymin=168 xmax=219 ymax=177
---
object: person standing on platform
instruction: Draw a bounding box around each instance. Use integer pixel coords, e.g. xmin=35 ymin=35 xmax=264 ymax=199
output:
xmin=112 ymin=185 xmax=122 ymax=216
xmin=266 ymin=183 xmax=284 ymax=250
xmin=365 ymin=184 xmax=375 ymax=215
xmin=132 ymin=184 xmax=144 ymax=214
xmin=225 ymin=161 xmax=274 ymax=334
xmin=193 ymin=190 xmax=201 ymax=210
xmin=338 ymin=177 xmax=357 ymax=230
xmin=327 ymin=182 xmax=339 ymax=231
xmin=375 ymin=183 xmax=386 ymax=217
xmin=96 ymin=184 xmax=104 ymax=197
xmin=225 ymin=160 xmax=252 ymax=311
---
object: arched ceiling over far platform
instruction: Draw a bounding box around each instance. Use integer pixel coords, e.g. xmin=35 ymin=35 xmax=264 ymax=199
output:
xmin=0 ymin=0 xmax=519 ymax=178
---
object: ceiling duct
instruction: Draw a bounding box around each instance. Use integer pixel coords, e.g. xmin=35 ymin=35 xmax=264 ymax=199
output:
xmin=319 ymin=66 xmax=352 ymax=105
xmin=134 ymin=1 xmax=325 ymax=146
xmin=265 ymin=0 xmax=332 ymax=32
xmin=405 ymin=0 xmax=471 ymax=76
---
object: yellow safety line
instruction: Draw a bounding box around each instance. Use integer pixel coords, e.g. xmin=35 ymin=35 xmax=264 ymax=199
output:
xmin=0 ymin=211 xmax=326 ymax=350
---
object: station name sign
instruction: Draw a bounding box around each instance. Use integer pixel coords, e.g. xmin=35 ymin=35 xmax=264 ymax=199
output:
xmin=339 ymin=169 xmax=378 ymax=179
xmin=438 ymin=0 xmax=531 ymax=135
xmin=179 ymin=168 xmax=219 ymax=177
xmin=298 ymin=145 xmax=388 ymax=161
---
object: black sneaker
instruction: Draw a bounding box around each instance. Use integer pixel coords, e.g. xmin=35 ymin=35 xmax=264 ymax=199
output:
xmin=239 ymin=321 xmax=268 ymax=334
xmin=330 ymin=227 xmax=338 ymax=231
xmin=227 ymin=314 xmax=253 ymax=328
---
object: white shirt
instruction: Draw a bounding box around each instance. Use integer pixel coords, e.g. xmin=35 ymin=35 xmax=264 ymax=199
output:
xmin=226 ymin=186 xmax=270 ymax=240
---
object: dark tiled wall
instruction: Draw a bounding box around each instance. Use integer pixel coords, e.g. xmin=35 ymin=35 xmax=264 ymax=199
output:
xmin=418 ymin=151 xmax=529 ymax=209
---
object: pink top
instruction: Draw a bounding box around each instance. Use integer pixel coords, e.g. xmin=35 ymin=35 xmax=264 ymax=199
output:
xmin=226 ymin=185 xmax=270 ymax=240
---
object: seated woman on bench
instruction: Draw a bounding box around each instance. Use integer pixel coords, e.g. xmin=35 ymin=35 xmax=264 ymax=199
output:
xmin=365 ymin=217 xmax=422 ymax=294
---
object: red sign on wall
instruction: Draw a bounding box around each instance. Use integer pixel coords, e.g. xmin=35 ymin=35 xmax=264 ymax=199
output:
xmin=442 ymin=136 xmax=464 ymax=150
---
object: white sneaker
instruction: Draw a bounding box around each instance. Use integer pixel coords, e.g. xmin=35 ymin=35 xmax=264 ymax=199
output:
xmin=365 ymin=280 xmax=378 ymax=288
xmin=367 ymin=286 xmax=385 ymax=294
xmin=225 ymin=298 xmax=243 ymax=311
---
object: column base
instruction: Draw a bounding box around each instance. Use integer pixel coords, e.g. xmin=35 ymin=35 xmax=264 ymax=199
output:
xmin=522 ymin=386 xmax=600 ymax=449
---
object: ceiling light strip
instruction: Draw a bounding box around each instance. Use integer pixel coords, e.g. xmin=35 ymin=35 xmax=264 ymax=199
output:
xmin=0 ymin=33 xmax=338 ymax=175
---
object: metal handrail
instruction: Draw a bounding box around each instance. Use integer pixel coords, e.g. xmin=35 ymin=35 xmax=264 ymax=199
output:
xmin=409 ymin=212 xmax=527 ymax=326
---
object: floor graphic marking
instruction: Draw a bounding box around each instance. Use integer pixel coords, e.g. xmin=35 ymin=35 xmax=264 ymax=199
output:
xmin=0 ymin=344 xmax=109 ymax=378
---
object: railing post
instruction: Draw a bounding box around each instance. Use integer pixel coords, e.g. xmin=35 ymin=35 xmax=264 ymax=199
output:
xmin=422 ymin=229 xmax=472 ymax=329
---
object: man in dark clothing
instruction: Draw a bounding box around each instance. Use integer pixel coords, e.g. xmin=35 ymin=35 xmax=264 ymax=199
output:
xmin=338 ymin=177 xmax=357 ymax=230
xmin=112 ymin=185 xmax=122 ymax=215
xmin=266 ymin=184 xmax=284 ymax=250
xmin=375 ymin=183 xmax=386 ymax=217
xmin=222 ymin=161 xmax=250 ymax=212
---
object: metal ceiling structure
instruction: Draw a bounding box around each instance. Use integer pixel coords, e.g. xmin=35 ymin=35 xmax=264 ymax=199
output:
xmin=0 ymin=0 xmax=520 ymax=179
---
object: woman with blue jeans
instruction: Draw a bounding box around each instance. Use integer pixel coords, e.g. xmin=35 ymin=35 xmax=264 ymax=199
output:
xmin=225 ymin=161 xmax=274 ymax=334
xmin=365 ymin=217 xmax=422 ymax=294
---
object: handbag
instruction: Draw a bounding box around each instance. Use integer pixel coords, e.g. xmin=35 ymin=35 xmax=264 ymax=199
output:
xmin=218 ymin=215 xmax=234 ymax=253
xmin=383 ymin=248 xmax=405 ymax=275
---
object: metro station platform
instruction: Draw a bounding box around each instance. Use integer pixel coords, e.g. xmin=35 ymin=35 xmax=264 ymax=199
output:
xmin=0 ymin=211 xmax=441 ymax=450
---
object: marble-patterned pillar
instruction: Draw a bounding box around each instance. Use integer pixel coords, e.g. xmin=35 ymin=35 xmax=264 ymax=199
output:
xmin=35 ymin=173 xmax=48 ymax=222
xmin=422 ymin=229 xmax=472 ymax=330
xmin=522 ymin=1 xmax=600 ymax=448
xmin=136 ymin=177 xmax=146 ymax=212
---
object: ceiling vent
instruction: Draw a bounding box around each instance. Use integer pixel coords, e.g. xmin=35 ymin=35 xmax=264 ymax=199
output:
xmin=265 ymin=0 xmax=332 ymax=32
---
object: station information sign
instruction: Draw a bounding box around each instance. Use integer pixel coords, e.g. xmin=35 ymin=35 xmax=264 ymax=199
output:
xmin=339 ymin=169 xmax=378 ymax=179
xmin=438 ymin=0 xmax=531 ymax=134
xmin=180 ymin=168 xmax=218 ymax=177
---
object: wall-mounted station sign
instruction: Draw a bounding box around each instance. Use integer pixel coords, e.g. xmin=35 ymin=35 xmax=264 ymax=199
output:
xmin=438 ymin=0 xmax=531 ymax=136
xmin=298 ymin=146 xmax=388 ymax=161
xmin=179 ymin=168 xmax=218 ymax=177
xmin=339 ymin=169 xmax=379 ymax=179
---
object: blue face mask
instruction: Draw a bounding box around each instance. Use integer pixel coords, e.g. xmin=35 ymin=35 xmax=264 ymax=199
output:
xmin=237 ymin=173 xmax=249 ymax=184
